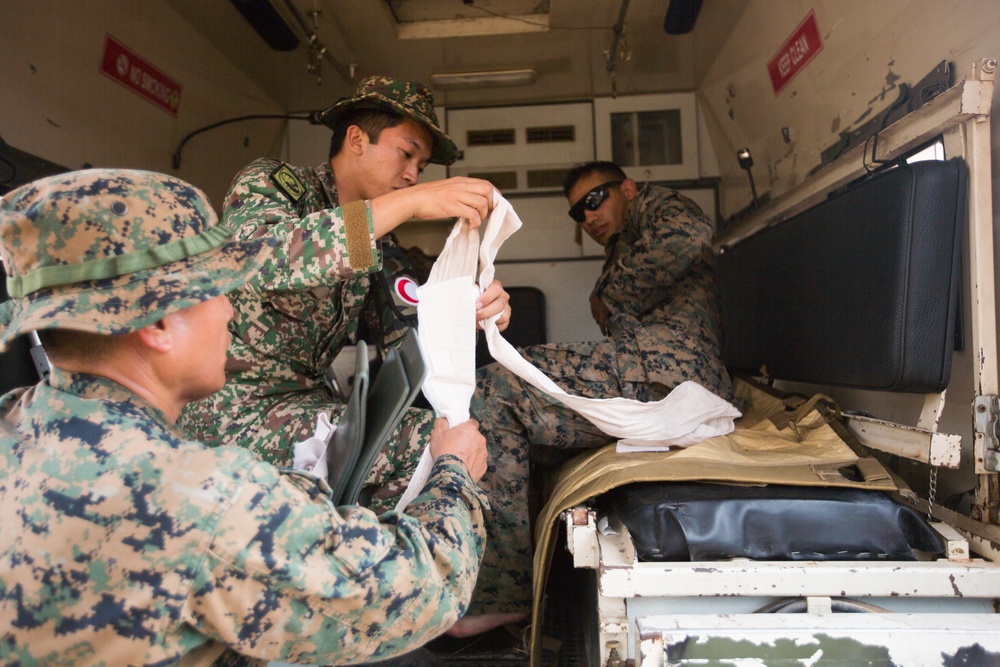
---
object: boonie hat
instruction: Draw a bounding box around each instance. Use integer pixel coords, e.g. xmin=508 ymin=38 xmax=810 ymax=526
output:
xmin=0 ymin=168 xmax=275 ymax=352
xmin=317 ymin=75 xmax=458 ymax=165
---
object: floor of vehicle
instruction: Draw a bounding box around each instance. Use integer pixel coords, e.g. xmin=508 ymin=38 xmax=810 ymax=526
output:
xmin=423 ymin=526 xmax=590 ymax=667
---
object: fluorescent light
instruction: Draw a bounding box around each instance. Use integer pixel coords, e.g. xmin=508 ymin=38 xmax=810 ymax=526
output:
xmin=430 ymin=69 xmax=538 ymax=90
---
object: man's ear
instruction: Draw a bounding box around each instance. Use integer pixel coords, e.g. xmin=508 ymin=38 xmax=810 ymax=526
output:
xmin=621 ymin=178 xmax=639 ymax=201
xmin=134 ymin=318 xmax=172 ymax=353
xmin=345 ymin=124 xmax=368 ymax=157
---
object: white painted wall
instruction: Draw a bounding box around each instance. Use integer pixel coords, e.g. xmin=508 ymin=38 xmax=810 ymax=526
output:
xmin=698 ymin=0 xmax=1000 ymax=499
xmin=698 ymin=0 xmax=1000 ymax=220
xmin=1 ymin=0 xmax=286 ymax=208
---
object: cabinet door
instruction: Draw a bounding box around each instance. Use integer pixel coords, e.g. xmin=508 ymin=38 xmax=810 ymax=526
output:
xmin=595 ymin=93 xmax=699 ymax=182
xmin=447 ymin=102 xmax=594 ymax=194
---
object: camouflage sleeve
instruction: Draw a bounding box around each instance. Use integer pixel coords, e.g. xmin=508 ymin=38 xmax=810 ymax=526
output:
xmin=222 ymin=159 xmax=380 ymax=293
xmin=187 ymin=454 xmax=486 ymax=664
xmin=594 ymin=189 xmax=714 ymax=318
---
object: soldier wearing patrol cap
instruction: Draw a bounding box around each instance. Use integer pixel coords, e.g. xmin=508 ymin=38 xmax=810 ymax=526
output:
xmin=179 ymin=75 xmax=527 ymax=637
xmin=0 ymin=168 xmax=490 ymax=665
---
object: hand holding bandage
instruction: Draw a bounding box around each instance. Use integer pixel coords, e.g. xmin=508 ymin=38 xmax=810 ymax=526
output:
xmin=395 ymin=220 xmax=482 ymax=511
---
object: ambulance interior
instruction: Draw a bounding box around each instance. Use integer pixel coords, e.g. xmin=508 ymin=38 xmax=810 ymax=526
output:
xmin=4 ymin=1 xmax=1000 ymax=665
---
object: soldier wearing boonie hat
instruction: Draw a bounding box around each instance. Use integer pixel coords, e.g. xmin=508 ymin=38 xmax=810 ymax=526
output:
xmin=178 ymin=75 xmax=526 ymax=637
xmin=0 ymin=169 xmax=270 ymax=350
xmin=0 ymin=168 xmax=489 ymax=665
xmin=316 ymin=75 xmax=459 ymax=165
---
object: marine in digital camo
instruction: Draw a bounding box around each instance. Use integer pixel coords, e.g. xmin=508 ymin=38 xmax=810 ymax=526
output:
xmin=0 ymin=168 xmax=488 ymax=665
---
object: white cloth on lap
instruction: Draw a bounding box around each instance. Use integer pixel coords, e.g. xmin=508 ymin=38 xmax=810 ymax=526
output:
xmin=291 ymin=412 xmax=334 ymax=479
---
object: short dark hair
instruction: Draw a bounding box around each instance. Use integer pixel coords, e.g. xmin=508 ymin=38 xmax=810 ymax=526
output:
xmin=562 ymin=161 xmax=628 ymax=198
xmin=328 ymin=106 xmax=406 ymax=159
xmin=37 ymin=328 xmax=120 ymax=365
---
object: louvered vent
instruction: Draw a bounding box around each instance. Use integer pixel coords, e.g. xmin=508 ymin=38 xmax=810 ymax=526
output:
xmin=466 ymin=129 xmax=516 ymax=146
xmin=527 ymin=168 xmax=571 ymax=189
xmin=526 ymin=125 xmax=575 ymax=143
xmin=469 ymin=171 xmax=518 ymax=191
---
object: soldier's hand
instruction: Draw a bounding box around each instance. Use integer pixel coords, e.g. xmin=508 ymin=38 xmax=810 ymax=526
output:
xmin=476 ymin=279 xmax=511 ymax=332
xmin=372 ymin=177 xmax=494 ymax=237
xmin=410 ymin=177 xmax=494 ymax=228
xmin=429 ymin=418 xmax=488 ymax=483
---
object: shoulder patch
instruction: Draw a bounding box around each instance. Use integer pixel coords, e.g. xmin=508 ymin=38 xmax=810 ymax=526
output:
xmin=270 ymin=164 xmax=306 ymax=203
xmin=394 ymin=276 xmax=420 ymax=306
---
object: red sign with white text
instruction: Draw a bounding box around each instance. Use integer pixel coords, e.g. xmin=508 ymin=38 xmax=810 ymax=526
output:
xmin=99 ymin=34 xmax=181 ymax=116
xmin=767 ymin=11 xmax=823 ymax=95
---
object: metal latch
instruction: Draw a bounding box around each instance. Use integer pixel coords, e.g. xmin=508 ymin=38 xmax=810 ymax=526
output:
xmin=973 ymin=395 xmax=1000 ymax=471
xmin=28 ymin=331 xmax=51 ymax=382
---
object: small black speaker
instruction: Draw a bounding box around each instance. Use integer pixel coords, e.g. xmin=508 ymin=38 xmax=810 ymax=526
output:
xmin=663 ymin=0 xmax=703 ymax=35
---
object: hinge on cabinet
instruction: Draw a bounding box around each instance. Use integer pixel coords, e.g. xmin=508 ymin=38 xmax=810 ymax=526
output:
xmin=974 ymin=395 xmax=1000 ymax=471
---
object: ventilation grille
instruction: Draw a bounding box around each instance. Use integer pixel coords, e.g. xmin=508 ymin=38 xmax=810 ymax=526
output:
xmin=468 ymin=170 xmax=518 ymax=191
xmin=466 ymin=129 xmax=516 ymax=146
xmin=527 ymin=167 xmax=571 ymax=189
xmin=526 ymin=125 xmax=575 ymax=143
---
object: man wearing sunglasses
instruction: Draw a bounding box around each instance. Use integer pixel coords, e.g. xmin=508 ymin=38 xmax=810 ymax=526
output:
xmin=564 ymin=162 xmax=728 ymax=347
xmin=469 ymin=162 xmax=733 ymax=615
xmin=562 ymin=161 xmax=730 ymax=375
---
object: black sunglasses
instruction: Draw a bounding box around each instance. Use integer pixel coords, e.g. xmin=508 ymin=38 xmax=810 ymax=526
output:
xmin=568 ymin=180 xmax=623 ymax=223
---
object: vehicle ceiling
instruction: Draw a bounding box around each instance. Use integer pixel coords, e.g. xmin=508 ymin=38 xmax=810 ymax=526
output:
xmin=164 ymin=0 xmax=750 ymax=112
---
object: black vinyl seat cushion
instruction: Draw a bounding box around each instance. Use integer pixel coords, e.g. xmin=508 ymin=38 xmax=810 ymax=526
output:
xmin=605 ymin=482 xmax=945 ymax=562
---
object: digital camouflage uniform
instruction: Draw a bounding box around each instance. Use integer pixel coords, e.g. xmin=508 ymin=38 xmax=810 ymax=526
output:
xmin=0 ymin=370 xmax=485 ymax=665
xmin=180 ymin=75 xmax=528 ymax=619
xmin=178 ymin=157 xmax=523 ymax=617
xmin=0 ymin=169 xmax=487 ymax=665
xmin=470 ymin=184 xmax=733 ymax=612
xmin=178 ymin=158 xmax=435 ymax=512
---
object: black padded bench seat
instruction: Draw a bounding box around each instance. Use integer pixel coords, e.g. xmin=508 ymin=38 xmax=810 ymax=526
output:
xmin=717 ymin=159 xmax=967 ymax=393
xmin=606 ymin=482 xmax=944 ymax=562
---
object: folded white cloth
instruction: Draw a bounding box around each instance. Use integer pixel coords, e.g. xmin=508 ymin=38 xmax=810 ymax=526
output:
xmin=396 ymin=221 xmax=480 ymax=512
xmin=395 ymin=446 xmax=435 ymax=512
xmin=291 ymin=412 xmax=335 ymax=479
xmin=416 ymin=276 xmax=479 ymax=425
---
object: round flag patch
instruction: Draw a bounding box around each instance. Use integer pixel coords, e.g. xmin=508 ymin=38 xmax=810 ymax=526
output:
xmin=394 ymin=276 xmax=419 ymax=305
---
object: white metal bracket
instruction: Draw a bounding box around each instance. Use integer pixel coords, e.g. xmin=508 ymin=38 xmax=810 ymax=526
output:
xmin=844 ymin=413 xmax=962 ymax=468
xmin=974 ymin=394 xmax=1000 ymax=472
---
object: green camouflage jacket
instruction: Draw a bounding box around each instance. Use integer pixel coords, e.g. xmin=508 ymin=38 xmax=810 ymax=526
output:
xmin=595 ymin=184 xmax=732 ymax=399
xmin=0 ymin=369 xmax=485 ymax=665
xmin=223 ymin=158 xmax=415 ymax=398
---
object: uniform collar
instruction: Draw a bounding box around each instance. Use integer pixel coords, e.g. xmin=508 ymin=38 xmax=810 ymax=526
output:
xmin=48 ymin=366 xmax=177 ymax=431
xmin=317 ymin=161 xmax=340 ymax=207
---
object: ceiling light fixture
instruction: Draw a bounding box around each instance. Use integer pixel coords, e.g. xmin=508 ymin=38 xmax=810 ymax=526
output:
xmin=429 ymin=68 xmax=538 ymax=90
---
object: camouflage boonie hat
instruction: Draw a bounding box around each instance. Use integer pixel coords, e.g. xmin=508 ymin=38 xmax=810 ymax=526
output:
xmin=317 ymin=75 xmax=459 ymax=165
xmin=0 ymin=169 xmax=276 ymax=352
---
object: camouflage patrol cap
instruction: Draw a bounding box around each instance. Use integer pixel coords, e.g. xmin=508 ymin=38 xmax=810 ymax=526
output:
xmin=317 ymin=75 xmax=459 ymax=165
xmin=0 ymin=169 xmax=275 ymax=352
